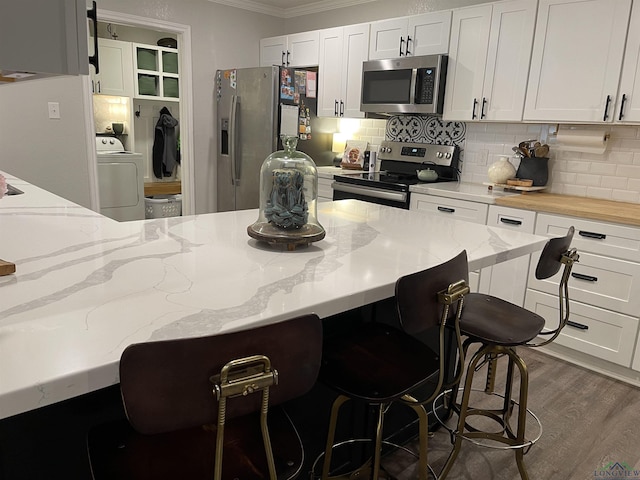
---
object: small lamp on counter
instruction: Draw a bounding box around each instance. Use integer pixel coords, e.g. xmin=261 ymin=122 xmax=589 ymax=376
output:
xmin=331 ymin=133 xmax=347 ymax=166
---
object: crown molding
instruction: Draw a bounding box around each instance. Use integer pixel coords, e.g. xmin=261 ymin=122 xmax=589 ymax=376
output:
xmin=208 ymin=0 xmax=377 ymax=18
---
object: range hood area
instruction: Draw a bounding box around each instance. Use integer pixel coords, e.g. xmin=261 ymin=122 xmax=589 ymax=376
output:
xmin=0 ymin=0 xmax=96 ymax=85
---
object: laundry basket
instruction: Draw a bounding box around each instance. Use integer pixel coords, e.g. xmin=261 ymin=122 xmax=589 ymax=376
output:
xmin=145 ymin=194 xmax=182 ymax=219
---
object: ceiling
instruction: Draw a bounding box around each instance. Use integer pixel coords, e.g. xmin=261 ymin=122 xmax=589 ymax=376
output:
xmin=208 ymin=0 xmax=379 ymax=18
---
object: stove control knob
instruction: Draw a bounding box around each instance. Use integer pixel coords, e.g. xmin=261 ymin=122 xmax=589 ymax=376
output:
xmin=386 ymin=146 xmax=392 ymax=153
xmin=101 ymin=138 xmax=107 ymax=144
xmin=109 ymin=139 xmax=116 ymax=145
xmin=380 ymin=147 xmax=387 ymax=153
xmin=436 ymin=151 xmax=444 ymax=158
xmin=445 ymin=152 xmax=452 ymax=159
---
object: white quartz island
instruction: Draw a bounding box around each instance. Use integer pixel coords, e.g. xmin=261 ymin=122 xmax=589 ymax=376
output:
xmin=0 ymin=172 xmax=547 ymax=420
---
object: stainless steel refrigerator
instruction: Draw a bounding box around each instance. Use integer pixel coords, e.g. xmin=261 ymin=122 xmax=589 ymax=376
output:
xmin=215 ymin=66 xmax=333 ymax=212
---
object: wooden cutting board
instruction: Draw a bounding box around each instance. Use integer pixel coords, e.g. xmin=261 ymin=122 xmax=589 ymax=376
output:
xmin=0 ymin=259 xmax=16 ymax=276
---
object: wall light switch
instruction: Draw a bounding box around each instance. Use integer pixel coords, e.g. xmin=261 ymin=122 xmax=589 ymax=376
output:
xmin=48 ymin=102 xmax=60 ymax=119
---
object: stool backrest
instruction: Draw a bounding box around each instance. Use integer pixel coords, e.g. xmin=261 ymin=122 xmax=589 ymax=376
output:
xmin=119 ymin=314 xmax=322 ymax=435
xmin=395 ymin=250 xmax=469 ymax=336
xmin=535 ymin=226 xmax=575 ymax=280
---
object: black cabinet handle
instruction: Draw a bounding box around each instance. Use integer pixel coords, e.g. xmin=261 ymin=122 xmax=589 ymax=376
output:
xmin=286 ymin=50 xmax=290 ymax=66
xmin=567 ymin=320 xmax=589 ymax=330
xmin=399 ymin=37 xmax=405 ymax=56
xmin=437 ymin=206 xmax=455 ymax=213
xmin=96 ymin=80 xmax=101 ymax=93
xmin=334 ymin=100 xmax=338 ymax=116
xmin=406 ymin=35 xmax=412 ymax=56
xmin=339 ymin=100 xmax=344 ymax=117
xmin=472 ymin=98 xmax=478 ymax=119
xmin=572 ymin=272 xmax=598 ymax=282
xmin=603 ymin=94 xmax=611 ymax=121
xmin=87 ymin=1 xmax=99 ymax=74
xmin=578 ymin=230 xmax=606 ymax=240
xmin=481 ymin=97 xmax=487 ymax=119
xmin=500 ymin=218 xmax=522 ymax=226
xmin=619 ymin=93 xmax=627 ymax=121
xmin=281 ymin=51 xmax=285 ymax=66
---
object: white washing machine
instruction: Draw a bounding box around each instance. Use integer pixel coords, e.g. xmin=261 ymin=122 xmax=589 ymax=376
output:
xmin=95 ymin=137 xmax=145 ymax=221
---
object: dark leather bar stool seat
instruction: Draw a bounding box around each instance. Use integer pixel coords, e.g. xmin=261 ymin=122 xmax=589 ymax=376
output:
xmin=319 ymin=251 xmax=470 ymax=480
xmin=87 ymin=314 xmax=323 ymax=480
xmin=438 ymin=227 xmax=579 ymax=480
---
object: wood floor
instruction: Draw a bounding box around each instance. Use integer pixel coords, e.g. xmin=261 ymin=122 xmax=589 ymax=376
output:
xmin=382 ymin=348 xmax=640 ymax=480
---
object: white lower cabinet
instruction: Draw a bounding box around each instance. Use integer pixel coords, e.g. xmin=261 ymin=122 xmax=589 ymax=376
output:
xmin=525 ymin=290 xmax=638 ymax=367
xmin=479 ymin=205 xmax=536 ymax=306
xmin=527 ymin=213 xmax=640 ymax=372
xmin=409 ymin=193 xmax=488 ymax=224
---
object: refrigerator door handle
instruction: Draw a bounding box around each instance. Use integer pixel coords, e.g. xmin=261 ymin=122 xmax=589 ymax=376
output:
xmin=230 ymin=95 xmax=240 ymax=186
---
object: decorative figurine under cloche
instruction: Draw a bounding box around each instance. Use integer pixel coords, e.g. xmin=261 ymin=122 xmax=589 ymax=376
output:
xmin=248 ymin=135 xmax=325 ymax=250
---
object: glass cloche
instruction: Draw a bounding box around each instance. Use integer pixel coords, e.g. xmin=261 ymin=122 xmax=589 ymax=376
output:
xmin=248 ymin=135 xmax=325 ymax=250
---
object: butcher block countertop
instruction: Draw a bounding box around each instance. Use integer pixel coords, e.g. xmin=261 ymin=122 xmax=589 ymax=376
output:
xmin=495 ymin=193 xmax=640 ymax=227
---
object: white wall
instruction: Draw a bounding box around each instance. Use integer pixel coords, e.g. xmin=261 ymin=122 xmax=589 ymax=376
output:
xmin=0 ymin=76 xmax=94 ymax=208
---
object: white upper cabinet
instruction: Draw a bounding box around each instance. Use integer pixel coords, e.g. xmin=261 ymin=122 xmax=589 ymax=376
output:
xmin=260 ymin=31 xmax=320 ymax=67
xmin=615 ymin=1 xmax=640 ymax=122
xmin=368 ymin=11 xmax=451 ymax=60
xmin=90 ymin=38 xmax=133 ymax=97
xmin=524 ymin=0 xmax=632 ymax=123
xmin=318 ymin=24 xmax=370 ymax=118
xmin=444 ymin=0 xmax=537 ymax=122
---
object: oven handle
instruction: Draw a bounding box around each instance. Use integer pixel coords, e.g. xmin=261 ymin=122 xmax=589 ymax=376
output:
xmin=331 ymin=182 xmax=408 ymax=203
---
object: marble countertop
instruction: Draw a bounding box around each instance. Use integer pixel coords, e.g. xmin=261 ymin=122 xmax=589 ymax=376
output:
xmin=410 ymin=181 xmax=520 ymax=204
xmin=0 ymin=172 xmax=546 ymax=419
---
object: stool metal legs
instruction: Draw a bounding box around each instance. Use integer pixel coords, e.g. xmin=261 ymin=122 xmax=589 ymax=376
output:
xmin=321 ymin=394 xmax=430 ymax=480
xmin=439 ymin=344 xmax=532 ymax=480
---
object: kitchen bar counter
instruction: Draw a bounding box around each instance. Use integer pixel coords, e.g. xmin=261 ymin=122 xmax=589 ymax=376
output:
xmin=0 ymin=172 xmax=546 ymax=420
xmin=494 ymin=192 xmax=640 ymax=227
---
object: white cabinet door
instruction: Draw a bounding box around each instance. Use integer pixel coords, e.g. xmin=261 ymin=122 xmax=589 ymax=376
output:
xmin=369 ymin=17 xmax=408 ymax=60
xmin=260 ymin=35 xmax=287 ymax=67
xmin=318 ymin=25 xmax=369 ymax=118
xmin=443 ymin=4 xmax=492 ymax=121
xmin=479 ymin=205 xmax=536 ymax=306
xmin=260 ymin=32 xmax=319 ymax=67
xmin=407 ymin=11 xmax=452 ymax=56
xmin=287 ymin=31 xmax=320 ymax=67
xmin=318 ymin=28 xmax=344 ymax=117
xmin=341 ymin=24 xmax=369 ymax=118
xmin=524 ymin=0 xmax=631 ymax=122
xmin=92 ymin=39 xmax=133 ymax=97
xmin=481 ymin=0 xmax=537 ymax=121
xmin=616 ymin=1 xmax=640 ymax=123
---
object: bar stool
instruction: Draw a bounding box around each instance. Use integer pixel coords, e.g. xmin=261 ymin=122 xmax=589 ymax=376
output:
xmin=319 ymin=251 xmax=470 ymax=480
xmin=87 ymin=313 xmax=322 ymax=480
xmin=437 ymin=227 xmax=578 ymax=480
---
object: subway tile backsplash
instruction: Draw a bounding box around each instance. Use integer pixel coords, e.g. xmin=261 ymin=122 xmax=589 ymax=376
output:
xmin=464 ymin=122 xmax=640 ymax=203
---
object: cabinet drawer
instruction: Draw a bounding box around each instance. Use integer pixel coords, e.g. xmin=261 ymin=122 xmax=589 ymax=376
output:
xmin=528 ymin=250 xmax=640 ymax=316
xmin=487 ymin=205 xmax=536 ymax=232
xmin=525 ymin=290 xmax=638 ymax=367
xmin=535 ymin=213 xmax=640 ymax=262
xmin=410 ymin=194 xmax=488 ymax=224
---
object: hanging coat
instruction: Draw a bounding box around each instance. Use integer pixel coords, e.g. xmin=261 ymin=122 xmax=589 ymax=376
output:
xmin=152 ymin=107 xmax=180 ymax=178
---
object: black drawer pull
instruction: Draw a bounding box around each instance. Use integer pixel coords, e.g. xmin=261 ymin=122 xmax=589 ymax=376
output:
xmin=567 ymin=320 xmax=589 ymax=330
xmin=437 ymin=206 xmax=455 ymax=213
xmin=500 ymin=218 xmax=522 ymax=226
xmin=578 ymin=230 xmax=606 ymax=240
xmin=572 ymin=272 xmax=598 ymax=282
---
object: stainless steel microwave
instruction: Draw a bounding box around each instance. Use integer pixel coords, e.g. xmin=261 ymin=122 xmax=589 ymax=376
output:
xmin=360 ymin=54 xmax=448 ymax=115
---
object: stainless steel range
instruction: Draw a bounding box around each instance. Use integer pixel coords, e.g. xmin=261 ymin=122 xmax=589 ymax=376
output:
xmin=332 ymin=140 xmax=460 ymax=209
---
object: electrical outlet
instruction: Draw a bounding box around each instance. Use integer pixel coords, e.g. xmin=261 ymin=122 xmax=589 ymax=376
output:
xmin=48 ymin=102 xmax=60 ymax=119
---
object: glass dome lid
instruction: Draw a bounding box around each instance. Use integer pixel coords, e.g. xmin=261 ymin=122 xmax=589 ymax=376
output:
xmin=247 ymin=135 xmax=325 ymax=250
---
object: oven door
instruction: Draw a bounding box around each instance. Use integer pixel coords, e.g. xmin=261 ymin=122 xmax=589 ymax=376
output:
xmin=332 ymin=181 xmax=410 ymax=209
